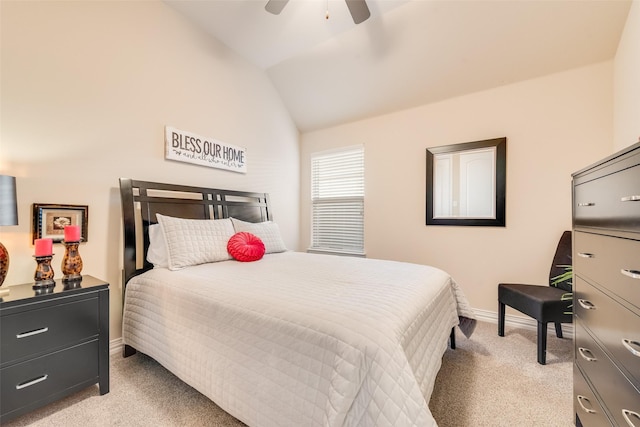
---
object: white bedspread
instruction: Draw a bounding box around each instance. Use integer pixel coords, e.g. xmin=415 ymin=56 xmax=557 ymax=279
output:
xmin=122 ymin=252 xmax=475 ymax=427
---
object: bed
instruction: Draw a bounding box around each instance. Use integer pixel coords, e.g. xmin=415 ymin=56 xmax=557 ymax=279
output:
xmin=119 ymin=178 xmax=476 ymax=427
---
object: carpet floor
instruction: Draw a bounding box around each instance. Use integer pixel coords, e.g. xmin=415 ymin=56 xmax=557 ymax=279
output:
xmin=3 ymin=321 xmax=574 ymax=426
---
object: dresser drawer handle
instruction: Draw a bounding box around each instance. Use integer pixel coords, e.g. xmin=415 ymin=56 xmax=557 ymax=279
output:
xmin=16 ymin=327 xmax=49 ymax=339
xmin=577 ymin=395 xmax=597 ymax=414
xmin=578 ymin=252 xmax=595 ymax=258
xmin=578 ymin=347 xmax=598 ymax=362
xmin=622 ymin=409 xmax=640 ymax=427
xmin=621 ymin=195 xmax=640 ymax=202
xmin=621 ymin=269 xmax=640 ymax=280
xmin=578 ymin=202 xmax=596 ymax=207
xmin=16 ymin=374 xmax=48 ymax=390
xmin=578 ymin=299 xmax=596 ymax=310
xmin=622 ymin=339 xmax=640 ymax=357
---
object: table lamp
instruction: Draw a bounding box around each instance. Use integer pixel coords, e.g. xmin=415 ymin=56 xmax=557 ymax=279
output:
xmin=0 ymin=175 xmax=18 ymax=286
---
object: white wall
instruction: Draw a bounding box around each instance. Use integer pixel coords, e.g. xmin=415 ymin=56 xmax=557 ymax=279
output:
xmin=0 ymin=1 xmax=300 ymax=340
xmin=614 ymin=0 xmax=640 ymax=150
xmin=2 ymin=0 xmax=631 ymax=337
xmin=301 ymin=62 xmax=612 ymax=314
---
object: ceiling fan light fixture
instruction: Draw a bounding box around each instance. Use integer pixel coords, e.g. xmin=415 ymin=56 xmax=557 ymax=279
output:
xmin=264 ymin=0 xmax=370 ymax=24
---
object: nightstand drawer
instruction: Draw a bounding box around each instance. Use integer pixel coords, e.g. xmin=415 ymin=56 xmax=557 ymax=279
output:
xmin=575 ymin=277 xmax=640 ymax=389
xmin=573 ymin=163 xmax=640 ymax=232
xmin=1 ymin=296 xmax=99 ymax=365
xmin=574 ymin=364 xmax=611 ymax=427
xmin=0 ymin=339 xmax=98 ymax=418
xmin=574 ymin=231 xmax=640 ymax=310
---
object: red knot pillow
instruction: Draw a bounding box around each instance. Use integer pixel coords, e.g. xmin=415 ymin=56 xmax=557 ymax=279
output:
xmin=227 ymin=232 xmax=265 ymax=262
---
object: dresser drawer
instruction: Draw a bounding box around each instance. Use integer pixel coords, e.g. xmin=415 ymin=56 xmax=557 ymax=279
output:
xmin=574 ymin=232 xmax=640 ymax=310
xmin=0 ymin=297 xmax=99 ymax=365
xmin=574 ymin=163 xmax=640 ymax=232
xmin=575 ymin=321 xmax=640 ymax=427
xmin=574 ymin=364 xmax=611 ymax=427
xmin=0 ymin=339 xmax=99 ymax=418
xmin=575 ymin=277 xmax=640 ymax=389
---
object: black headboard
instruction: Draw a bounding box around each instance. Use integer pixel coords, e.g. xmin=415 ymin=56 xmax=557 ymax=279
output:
xmin=119 ymin=178 xmax=272 ymax=288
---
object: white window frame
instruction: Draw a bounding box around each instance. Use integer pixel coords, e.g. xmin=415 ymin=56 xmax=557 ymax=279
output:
xmin=309 ymin=145 xmax=365 ymax=256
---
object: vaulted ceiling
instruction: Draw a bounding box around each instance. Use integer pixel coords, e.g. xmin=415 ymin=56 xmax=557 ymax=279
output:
xmin=165 ymin=0 xmax=631 ymax=132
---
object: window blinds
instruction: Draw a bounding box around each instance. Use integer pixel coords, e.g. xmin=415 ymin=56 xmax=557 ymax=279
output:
xmin=310 ymin=146 xmax=364 ymax=255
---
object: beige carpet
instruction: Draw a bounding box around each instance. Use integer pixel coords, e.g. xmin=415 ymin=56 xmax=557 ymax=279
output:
xmin=4 ymin=321 xmax=574 ymax=426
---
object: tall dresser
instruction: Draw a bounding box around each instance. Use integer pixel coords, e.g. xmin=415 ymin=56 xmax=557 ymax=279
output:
xmin=572 ymin=142 xmax=640 ymax=427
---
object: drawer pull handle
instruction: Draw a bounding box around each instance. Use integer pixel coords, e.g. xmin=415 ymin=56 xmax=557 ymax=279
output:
xmin=622 ymin=409 xmax=640 ymax=427
xmin=16 ymin=374 xmax=48 ymax=390
xmin=622 ymin=339 xmax=640 ymax=357
xmin=578 ymin=252 xmax=595 ymax=258
xmin=621 ymin=269 xmax=640 ymax=280
xmin=578 ymin=202 xmax=595 ymax=207
xmin=578 ymin=347 xmax=597 ymax=362
xmin=578 ymin=299 xmax=596 ymax=310
xmin=621 ymin=195 xmax=640 ymax=202
xmin=577 ymin=395 xmax=597 ymax=414
xmin=16 ymin=327 xmax=49 ymax=339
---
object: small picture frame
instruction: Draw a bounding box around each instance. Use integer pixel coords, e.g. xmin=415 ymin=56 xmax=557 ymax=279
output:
xmin=32 ymin=204 xmax=89 ymax=243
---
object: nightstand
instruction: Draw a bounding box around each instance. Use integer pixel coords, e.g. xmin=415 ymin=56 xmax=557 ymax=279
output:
xmin=0 ymin=275 xmax=109 ymax=423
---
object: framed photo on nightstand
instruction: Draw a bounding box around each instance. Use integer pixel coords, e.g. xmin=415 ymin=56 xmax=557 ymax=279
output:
xmin=32 ymin=203 xmax=88 ymax=243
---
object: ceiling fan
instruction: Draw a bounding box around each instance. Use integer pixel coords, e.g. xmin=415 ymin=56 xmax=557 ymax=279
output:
xmin=265 ymin=0 xmax=371 ymax=25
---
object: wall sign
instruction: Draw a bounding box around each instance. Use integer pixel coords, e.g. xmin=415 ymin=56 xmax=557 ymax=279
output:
xmin=165 ymin=126 xmax=247 ymax=173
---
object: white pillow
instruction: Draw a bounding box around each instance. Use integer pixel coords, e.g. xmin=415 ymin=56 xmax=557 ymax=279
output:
xmin=147 ymin=224 xmax=169 ymax=268
xmin=156 ymin=214 xmax=235 ymax=270
xmin=230 ymin=217 xmax=287 ymax=254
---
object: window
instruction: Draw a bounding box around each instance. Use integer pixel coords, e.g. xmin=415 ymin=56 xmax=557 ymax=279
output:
xmin=310 ymin=146 xmax=364 ymax=256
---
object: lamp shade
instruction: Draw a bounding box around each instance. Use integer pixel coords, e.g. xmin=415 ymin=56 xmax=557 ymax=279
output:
xmin=0 ymin=175 xmax=18 ymax=226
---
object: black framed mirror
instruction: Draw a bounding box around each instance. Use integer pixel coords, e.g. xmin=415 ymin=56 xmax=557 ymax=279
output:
xmin=426 ymin=137 xmax=506 ymax=226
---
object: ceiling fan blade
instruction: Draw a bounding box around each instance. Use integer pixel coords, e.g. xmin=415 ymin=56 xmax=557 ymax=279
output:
xmin=345 ymin=0 xmax=370 ymax=24
xmin=265 ymin=0 xmax=290 ymax=15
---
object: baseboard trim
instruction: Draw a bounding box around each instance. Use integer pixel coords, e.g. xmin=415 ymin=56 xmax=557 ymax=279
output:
xmin=472 ymin=308 xmax=574 ymax=335
xmin=110 ymin=337 xmax=123 ymax=356
xmin=108 ymin=308 xmax=573 ymax=355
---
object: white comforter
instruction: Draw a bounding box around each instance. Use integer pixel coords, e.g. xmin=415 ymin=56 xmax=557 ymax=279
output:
xmin=122 ymin=252 xmax=475 ymax=427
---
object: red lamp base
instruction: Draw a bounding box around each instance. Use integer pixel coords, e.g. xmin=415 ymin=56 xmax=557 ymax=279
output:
xmin=0 ymin=241 xmax=9 ymax=287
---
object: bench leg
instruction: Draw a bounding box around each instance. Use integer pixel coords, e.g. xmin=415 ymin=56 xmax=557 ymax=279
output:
xmin=555 ymin=322 xmax=563 ymax=339
xmin=498 ymin=301 xmax=506 ymax=336
xmin=537 ymin=321 xmax=547 ymax=365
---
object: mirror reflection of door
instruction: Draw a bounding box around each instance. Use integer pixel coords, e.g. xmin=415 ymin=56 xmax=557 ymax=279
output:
xmin=459 ymin=147 xmax=496 ymax=218
xmin=433 ymin=147 xmax=496 ymax=219
xmin=433 ymin=154 xmax=453 ymax=217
